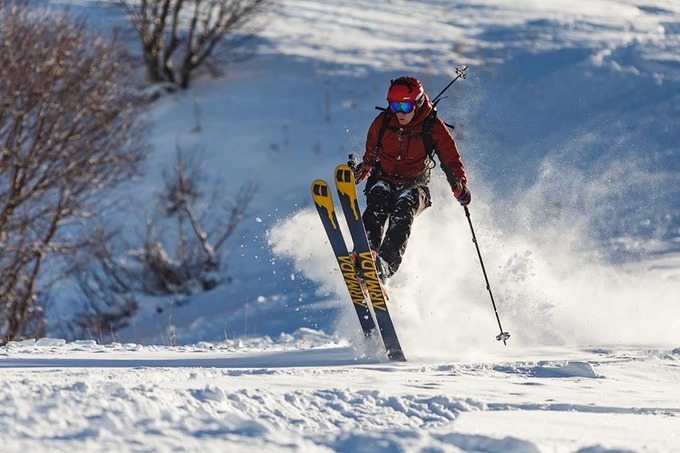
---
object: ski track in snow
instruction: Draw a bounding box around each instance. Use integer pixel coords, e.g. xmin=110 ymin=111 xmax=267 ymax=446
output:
xmin=1 ymin=338 xmax=680 ymax=452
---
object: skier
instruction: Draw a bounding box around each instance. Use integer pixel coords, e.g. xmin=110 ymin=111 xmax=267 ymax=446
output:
xmin=351 ymin=76 xmax=470 ymax=283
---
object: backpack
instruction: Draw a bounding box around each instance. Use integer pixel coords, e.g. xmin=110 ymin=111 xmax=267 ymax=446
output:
xmin=375 ymin=105 xmax=455 ymax=159
xmin=371 ymin=106 xmax=455 ymax=185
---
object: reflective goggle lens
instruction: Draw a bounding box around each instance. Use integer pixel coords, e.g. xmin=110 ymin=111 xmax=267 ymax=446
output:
xmin=390 ymin=101 xmax=415 ymax=114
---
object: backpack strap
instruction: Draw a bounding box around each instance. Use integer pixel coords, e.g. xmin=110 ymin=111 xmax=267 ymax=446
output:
xmin=375 ymin=108 xmax=392 ymax=152
xmin=421 ymin=108 xmax=438 ymax=161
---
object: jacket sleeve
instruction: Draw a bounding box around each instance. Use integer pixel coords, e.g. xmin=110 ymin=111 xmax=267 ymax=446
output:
xmin=432 ymin=118 xmax=467 ymax=188
xmin=363 ymin=112 xmax=386 ymax=166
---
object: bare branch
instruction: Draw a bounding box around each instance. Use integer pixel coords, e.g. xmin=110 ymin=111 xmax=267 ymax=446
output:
xmin=119 ymin=0 xmax=275 ymax=89
xmin=0 ymin=3 xmax=148 ymax=342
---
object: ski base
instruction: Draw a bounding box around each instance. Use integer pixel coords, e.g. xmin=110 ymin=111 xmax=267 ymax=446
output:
xmin=311 ymin=180 xmax=377 ymax=337
xmin=312 ymin=169 xmax=406 ymax=361
xmin=334 ymin=164 xmax=405 ymax=361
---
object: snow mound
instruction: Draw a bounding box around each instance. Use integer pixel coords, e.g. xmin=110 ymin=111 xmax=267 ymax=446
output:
xmin=529 ymin=361 xmax=600 ymax=379
xmin=493 ymin=361 xmax=600 ymax=378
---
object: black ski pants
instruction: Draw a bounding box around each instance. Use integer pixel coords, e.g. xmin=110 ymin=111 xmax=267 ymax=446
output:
xmin=362 ymin=180 xmax=430 ymax=276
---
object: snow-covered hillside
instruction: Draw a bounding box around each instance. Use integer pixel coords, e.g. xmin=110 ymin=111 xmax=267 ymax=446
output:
xmin=2 ymin=339 xmax=680 ymax=451
xmin=3 ymin=0 xmax=680 ymax=451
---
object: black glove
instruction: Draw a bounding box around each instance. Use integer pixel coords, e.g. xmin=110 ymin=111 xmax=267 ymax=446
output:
xmin=454 ymin=183 xmax=471 ymax=206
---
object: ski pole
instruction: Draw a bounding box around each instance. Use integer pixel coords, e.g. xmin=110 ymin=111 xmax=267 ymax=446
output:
xmin=431 ymin=66 xmax=468 ymax=106
xmin=463 ymin=206 xmax=510 ymax=345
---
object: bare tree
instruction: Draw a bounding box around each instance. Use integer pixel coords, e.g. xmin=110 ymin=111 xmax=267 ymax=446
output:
xmin=68 ymin=149 xmax=256 ymax=340
xmin=0 ymin=2 xmax=149 ymax=342
xmin=121 ymin=0 xmax=274 ymax=89
xmin=140 ymin=147 xmax=256 ymax=293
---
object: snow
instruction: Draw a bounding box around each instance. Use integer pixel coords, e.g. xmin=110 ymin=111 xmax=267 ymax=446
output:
xmin=2 ymin=340 xmax=679 ymax=451
xmin=3 ymin=0 xmax=680 ymax=451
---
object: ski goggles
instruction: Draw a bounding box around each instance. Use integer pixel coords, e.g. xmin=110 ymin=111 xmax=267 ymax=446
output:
xmin=389 ymin=101 xmax=415 ymax=114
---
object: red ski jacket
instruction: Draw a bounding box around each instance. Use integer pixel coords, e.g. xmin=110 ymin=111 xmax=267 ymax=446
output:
xmin=362 ymin=98 xmax=467 ymax=188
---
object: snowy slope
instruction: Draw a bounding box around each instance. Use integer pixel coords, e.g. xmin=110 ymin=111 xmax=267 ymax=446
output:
xmin=53 ymin=0 xmax=679 ymax=348
xmin=1 ymin=339 xmax=679 ymax=452
xmin=3 ymin=0 xmax=680 ymax=451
